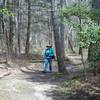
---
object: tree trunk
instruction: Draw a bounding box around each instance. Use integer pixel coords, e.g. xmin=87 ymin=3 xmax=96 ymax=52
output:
xmin=68 ymin=38 xmax=75 ymax=53
xmin=51 ymin=0 xmax=66 ymax=73
xmin=78 ymin=16 xmax=82 ymax=55
xmin=7 ymin=0 xmax=14 ymax=58
xmin=17 ymin=0 xmax=21 ymax=55
xmin=25 ymin=0 xmax=31 ymax=55
xmin=9 ymin=16 xmax=14 ymax=56
xmin=48 ymin=14 xmax=52 ymax=45
xmin=78 ymin=0 xmax=82 ymax=55
xmin=60 ymin=0 xmax=66 ymax=57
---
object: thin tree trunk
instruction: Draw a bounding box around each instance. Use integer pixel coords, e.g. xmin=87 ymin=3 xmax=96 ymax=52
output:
xmin=17 ymin=0 xmax=21 ymax=55
xmin=1 ymin=0 xmax=9 ymax=63
xmin=9 ymin=16 xmax=14 ymax=56
xmin=25 ymin=0 xmax=31 ymax=55
xmin=78 ymin=0 xmax=82 ymax=55
xmin=7 ymin=0 xmax=14 ymax=58
xmin=68 ymin=38 xmax=75 ymax=53
xmin=48 ymin=14 xmax=52 ymax=45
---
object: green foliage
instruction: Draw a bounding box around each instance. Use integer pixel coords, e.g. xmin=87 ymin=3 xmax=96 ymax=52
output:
xmin=89 ymin=62 xmax=97 ymax=70
xmin=88 ymin=42 xmax=100 ymax=70
xmin=78 ymin=20 xmax=100 ymax=48
xmin=60 ymin=1 xmax=100 ymax=71
xmin=59 ymin=2 xmax=100 ymax=49
xmin=0 ymin=33 xmax=3 ymax=39
xmin=89 ymin=9 xmax=100 ymax=20
xmin=96 ymin=54 xmax=100 ymax=61
xmin=60 ymin=3 xmax=90 ymax=19
xmin=0 ymin=8 xmax=16 ymax=16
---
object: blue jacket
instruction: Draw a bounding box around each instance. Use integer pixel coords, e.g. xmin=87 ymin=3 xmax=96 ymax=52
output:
xmin=44 ymin=48 xmax=55 ymax=59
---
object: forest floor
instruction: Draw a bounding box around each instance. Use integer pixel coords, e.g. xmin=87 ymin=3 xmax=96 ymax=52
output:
xmin=0 ymin=53 xmax=99 ymax=100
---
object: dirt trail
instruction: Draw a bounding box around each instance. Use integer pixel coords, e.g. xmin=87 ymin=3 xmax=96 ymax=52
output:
xmin=0 ymin=68 xmax=59 ymax=100
xmin=0 ymin=53 xmax=86 ymax=100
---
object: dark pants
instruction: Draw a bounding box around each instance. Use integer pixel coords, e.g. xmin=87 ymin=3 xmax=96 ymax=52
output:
xmin=48 ymin=58 xmax=52 ymax=72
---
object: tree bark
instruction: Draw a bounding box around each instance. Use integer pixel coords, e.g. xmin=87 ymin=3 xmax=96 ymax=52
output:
xmin=17 ymin=0 xmax=21 ymax=55
xmin=60 ymin=0 xmax=66 ymax=57
xmin=78 ymin=0 xmax=82 ymax=55
xmin=7 ymin=0 xmax=14 ymax=58
xmin=68 ymin=38 xmax=75 ymax=53
xmin=51 ymin=0 xmax=66 ymax=73
xmin=25 ymin=0 xmax=31 ymax=55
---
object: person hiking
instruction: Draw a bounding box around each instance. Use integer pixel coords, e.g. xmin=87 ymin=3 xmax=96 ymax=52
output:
xmin=43 ymin=45 xmax=55 ymax=73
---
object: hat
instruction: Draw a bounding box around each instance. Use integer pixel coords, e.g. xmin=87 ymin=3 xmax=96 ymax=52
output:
xmin=46 ymin=45 xmax=52 ymax=48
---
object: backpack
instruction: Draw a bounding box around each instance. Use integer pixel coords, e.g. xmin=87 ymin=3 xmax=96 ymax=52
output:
xmin=49 ymin=48 xmax=55 ymax=59
xmin=44 ymin=49 xmax=50 ymax=58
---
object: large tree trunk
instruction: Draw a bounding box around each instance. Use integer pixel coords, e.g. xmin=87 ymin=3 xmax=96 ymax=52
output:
xmin=51 ymin=0 xmax=66 ymax=73
xmin=60 ymin=0 xmax=66 ymax=57
xmin=25 ymin=0 xmax=31 ymax=55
